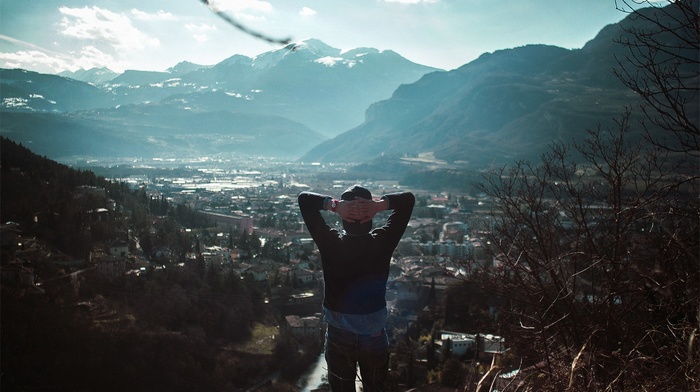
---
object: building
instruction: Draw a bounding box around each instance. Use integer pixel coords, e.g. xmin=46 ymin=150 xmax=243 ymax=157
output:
xmin=109 ymin=239 xmax=129 ymax=258
xmin=284 ymin=314 xmax=322 ymax=340
xmin=392 ymin=274 xmax=426 ymax=310
xmin=244 ymin=265 xmax=268 ymax=282
xmin=437 ymin=331 xmax=507 ymax=361
xmin=95 ymin=256 xmax=127 ymax=280
xmin=74 ymin=185 xmax=106 ymax=199
xmin=152 ymin=247 xmax=173 ymax=263
xmin=421 ymin=240 xmax=474 ymax=258
xmin=294 ymin=268 xmax=314 ymax=284
xmin=438 ymin=331 xmax=477 ymax=360
xmin=200 ymin=211 xmax=254 ymax=234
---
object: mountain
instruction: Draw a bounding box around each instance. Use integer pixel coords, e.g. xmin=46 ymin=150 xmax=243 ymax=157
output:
xmin=300 ymin=44 xmax=637 ymax=165
xmin=0 ymin=68 xmax=323 ymax=159
xmin=167 ymin=61 xmax=209 ymax=76
xmin=58 ymin=67 xmax=120 ymax=85
xmin=0 ymin=107 xmax=321 ymax=159
xmin=5 ymin=7 xmax=694 ymax=168
xmin=300 ymin=3 xmax=696 ymax=166
xmin=150 ymin=38 xmax=442 ymax=136
xmin=8 ymin=38 xmax=439 ymax=138
xmin=0 ymin=39 xmax=440 ymax=161
xmin=0 ymin=69 xmax=115 ymax=112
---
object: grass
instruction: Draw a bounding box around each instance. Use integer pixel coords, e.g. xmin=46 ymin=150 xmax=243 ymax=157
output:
xmin=234 ymin=323 xmax=280 ymax=355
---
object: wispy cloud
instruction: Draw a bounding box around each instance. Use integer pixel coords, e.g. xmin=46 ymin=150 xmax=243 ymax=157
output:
xmin=130 ymin=9 xmax=176 ymax=21
xmin=0 ymin=34 xmax=66 ymax=57
xmin=72 ymin=45 xmax=125 ymax=71
xmin=186 ymin=23 xmax=218 ymax=43
xmin=0 ymin=34 xmax=108 ymax=73
xmin=202 ymin=0 xmax=289 ymax=45
xmin=203 ymin=0 xmax=273 ymax=28
xmin=59 ymin=6 xmax=159 ymax=51
xmin=3 ymin=6 xmax=163 ymax=73
xmin=0 ymin=44 xmax=125 ymax=73
xmin=0 ymin=50 xmax=71 ymax=72
xmin=300 ymin=7 xmax=317 ymax=17
xmin=210 ymin=0 xmax=273 ymax=13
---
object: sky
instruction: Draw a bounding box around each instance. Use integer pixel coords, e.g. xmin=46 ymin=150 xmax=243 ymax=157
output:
xmin=0 ymin=1 xmax=644 ymax=74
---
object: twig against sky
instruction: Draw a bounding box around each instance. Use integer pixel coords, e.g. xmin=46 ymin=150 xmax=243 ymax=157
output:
xmin=199 ymin=0 xmax=292 ymax=46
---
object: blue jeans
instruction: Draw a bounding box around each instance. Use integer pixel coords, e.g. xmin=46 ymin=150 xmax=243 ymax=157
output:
xmin=325 ymin=325 xmax=389 ymax=392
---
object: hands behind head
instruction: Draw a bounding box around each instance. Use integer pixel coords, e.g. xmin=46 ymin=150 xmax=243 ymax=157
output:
xmin=336 ymin=197 xmax=383 ymax=223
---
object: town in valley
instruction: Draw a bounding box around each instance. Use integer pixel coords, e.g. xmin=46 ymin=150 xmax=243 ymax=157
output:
xmin=1 ymin=152 xmax=508 ymax=391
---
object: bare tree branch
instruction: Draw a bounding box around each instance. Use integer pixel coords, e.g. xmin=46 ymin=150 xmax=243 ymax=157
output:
xmin=199 ymin=0 xmax=292 ymax=46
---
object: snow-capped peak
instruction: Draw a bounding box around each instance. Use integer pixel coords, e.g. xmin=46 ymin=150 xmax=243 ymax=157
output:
xmin=252 ymin=39 xmax=342 ymax=69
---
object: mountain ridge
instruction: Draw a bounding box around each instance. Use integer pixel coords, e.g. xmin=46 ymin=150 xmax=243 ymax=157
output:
xmin=300 ymin=1 xmax=699 ymax=166
xmin=1 ymin=39 xmax=439 ymax=156
xmin=298 ymin=32 xmax=649 ymax=165
xmin=4 ymin=3 xmax=695 ymax=169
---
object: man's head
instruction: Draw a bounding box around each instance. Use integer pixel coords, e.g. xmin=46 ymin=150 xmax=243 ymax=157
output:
xmin=341 ymin=185 xmax=372 ymax=234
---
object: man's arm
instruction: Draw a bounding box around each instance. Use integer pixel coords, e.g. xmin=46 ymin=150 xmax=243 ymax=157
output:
xmin=298 ymin=191 xmax=334 ymax=247
xmin=298 ymin=191 xmax=328 ymax=224
xmin=298 ymin=191 xmax=365 ymax=220
xmin=297 ymin=191 xmax=363 ymax=238
xmin=376 ymin=192 xmax=415 ymax=243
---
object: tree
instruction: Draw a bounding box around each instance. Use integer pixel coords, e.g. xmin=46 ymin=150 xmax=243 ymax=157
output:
xmin=613 ymin=0 xmax=699 ymax=155
xmin=476 ymin=111 xmax=698 ymax=390
xmin=470 ymin=3 xmax=699 ymax=389
xmin=439 ymin=358 xmax=464 ymax=388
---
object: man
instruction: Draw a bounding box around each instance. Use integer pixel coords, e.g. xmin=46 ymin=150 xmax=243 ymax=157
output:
xmin=298 ymin=185 xmax=415 ymax=391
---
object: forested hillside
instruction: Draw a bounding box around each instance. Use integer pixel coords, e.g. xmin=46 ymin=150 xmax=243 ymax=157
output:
xmin=0 ymin=138 xmax=316 ymax=391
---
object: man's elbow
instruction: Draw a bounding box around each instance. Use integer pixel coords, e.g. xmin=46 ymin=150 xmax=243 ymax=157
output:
xmin=298 ymin=191 xmax=315 ymax=209
xmin=405 ymin=192 xmax=416 ymax=208
xmin=298 ymin=191 xmax=310 ymax=201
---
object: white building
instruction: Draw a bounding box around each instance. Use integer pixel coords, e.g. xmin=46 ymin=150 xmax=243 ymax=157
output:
xmin=439 ymin=331 xmax=477 ymax=359
xmin=109 ymin=240 xmax=129 ymax=258
xmin=437 ymin=331 xmax=507 ymax=360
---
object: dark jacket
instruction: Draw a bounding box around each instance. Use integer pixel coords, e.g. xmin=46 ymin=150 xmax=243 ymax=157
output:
xmin=298 ymin=191 xmax=415 ymax=314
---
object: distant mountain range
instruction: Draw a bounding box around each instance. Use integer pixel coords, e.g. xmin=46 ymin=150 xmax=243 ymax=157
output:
xmin=0 ymin=39 xmax=438 ymax=159
xmin=59 ymin=67 xmax=121 ymax=85
xmin=1 ymin=2 xmax=696 ymax=168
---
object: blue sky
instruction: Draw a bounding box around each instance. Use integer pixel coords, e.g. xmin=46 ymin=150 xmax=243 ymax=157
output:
xmin=0 ymin=1 xmax=644 ymax=74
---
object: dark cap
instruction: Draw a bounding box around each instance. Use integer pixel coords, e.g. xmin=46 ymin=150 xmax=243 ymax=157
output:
xmin=341 ymin=185 xmax=372 ymax=201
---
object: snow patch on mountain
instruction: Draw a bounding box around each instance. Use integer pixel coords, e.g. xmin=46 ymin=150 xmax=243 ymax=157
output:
xmin=291 ymin=39 xmax=341 ymax=57
xmin=315 ymin=56 xmax=357 ymax=68
xmin=2 ymin=97 xmax=30 ymax=109
xmin=341 ymin=47 xmax=380 ymax=58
